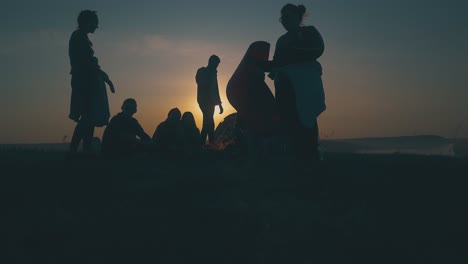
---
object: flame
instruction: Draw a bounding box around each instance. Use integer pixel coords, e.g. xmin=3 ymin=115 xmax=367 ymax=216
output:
xmin=210 ymin=135 xmax=237 ymax=151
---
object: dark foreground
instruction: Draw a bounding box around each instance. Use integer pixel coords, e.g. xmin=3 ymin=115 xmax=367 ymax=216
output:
xmin=2 ymin=151 xmax=467 ymax=263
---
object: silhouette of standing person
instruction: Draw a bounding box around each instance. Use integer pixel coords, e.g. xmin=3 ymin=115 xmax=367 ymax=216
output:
xmin=196 ymin=55 xmax=224 ymax=145
xmin=68 ymin=10 xmax=115 ymax=153
xmin=260 ymin=4 xmax=325 ymax=161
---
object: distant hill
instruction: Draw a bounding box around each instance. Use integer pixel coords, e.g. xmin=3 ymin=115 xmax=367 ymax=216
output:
xmin=323 ymin=135 xmax=457 ymax=157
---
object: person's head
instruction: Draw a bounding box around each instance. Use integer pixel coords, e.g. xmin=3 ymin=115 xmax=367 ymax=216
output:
xmin=121 ymin=98 xmax=137 ymax=116
xmin=208 ymin=55 xmax=220 ymax=69
xmin=280 ymin=4 xmax=306 ymax=32
xmin=247 ymin=41 xmax=270 ymax=62
xmin=78 ymin=10 xmax=99 ymax=33
xmin=181 ymin=112 xmax=196 ymax=128
xmin=167 ymin=108 xmax=182 ymax=121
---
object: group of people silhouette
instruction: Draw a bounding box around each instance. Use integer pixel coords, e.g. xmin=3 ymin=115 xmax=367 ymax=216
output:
xmin=68 ymin=4 xmax=326 ymax=161
xmin=100 ymin=100 xmax=201 ymax=157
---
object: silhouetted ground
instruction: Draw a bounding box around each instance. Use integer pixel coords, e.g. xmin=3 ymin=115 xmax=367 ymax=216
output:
xmin=2 ymin=151 xmax=467 ymax=263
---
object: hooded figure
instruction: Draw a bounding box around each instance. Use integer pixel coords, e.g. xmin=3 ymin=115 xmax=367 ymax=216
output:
xmin=152 ymin=108 xmax=184 ymax=153
xmin=226 ymin=41 xmax=277 ymax=136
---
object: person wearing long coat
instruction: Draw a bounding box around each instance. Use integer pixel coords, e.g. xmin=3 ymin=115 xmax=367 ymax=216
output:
xmin=227 ymin=41 xmax=277 ymax=136
xmin=68 ymin=10 xmax=115 ymax=153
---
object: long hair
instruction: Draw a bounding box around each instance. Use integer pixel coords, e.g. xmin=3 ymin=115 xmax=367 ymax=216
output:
xmin=182 ymin=112 xmax=197 ymax=129
xmin=280 ymin=4 xmax=307 ymax=23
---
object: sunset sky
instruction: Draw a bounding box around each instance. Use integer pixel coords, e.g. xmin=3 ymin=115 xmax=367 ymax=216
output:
xmin=1 ymin=0 xmax=467 ymax=143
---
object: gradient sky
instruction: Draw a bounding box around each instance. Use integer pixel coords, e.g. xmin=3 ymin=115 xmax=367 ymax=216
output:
xmin=1 ymin=0 xmax=467 ymax=143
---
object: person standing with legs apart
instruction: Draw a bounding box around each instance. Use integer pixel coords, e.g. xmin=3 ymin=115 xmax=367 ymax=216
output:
xmin=68 ymin=10 xmax=115 ymax=154
xmin=196 ymin=55 xmax=224 ymax=145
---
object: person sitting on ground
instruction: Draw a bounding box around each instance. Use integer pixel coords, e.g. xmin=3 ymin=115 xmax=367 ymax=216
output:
xmin=101 ymin=98 xmax=152 ymax=156
xmin=181 ymin=112 xmax=201 ymax=155
xmin=152 ymin=108 xmax=184 ymax=154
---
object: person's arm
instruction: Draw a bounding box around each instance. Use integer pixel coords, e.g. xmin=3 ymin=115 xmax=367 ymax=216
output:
xmin=218 ymin=104 xmax=224 ymax=115
xmin=256 ymin=60 xmax=274 ymax=72
xmin=100 ymin=70 xmax=115 ymax=93
xmin=136 ymin=122 xmax=152 ymax=143
xmin=292 ymin=47 xmax=323 ymax=59
xmin=213 ymin=76 xmax=224 ymax=114
xmin=195 ymin=68 xmax=204 ymax=86
xmin=91 ymin=56 xmax=115 ymax=93
xmin=195 ymin=69 xmax=200 ymax=85
xmin=291 ymin=26 xmax=325 ymax=61
xmin=116 ymin=130 xmax=140 ymax=144
xmin=290 ymin=44 xmax=324 ymax=61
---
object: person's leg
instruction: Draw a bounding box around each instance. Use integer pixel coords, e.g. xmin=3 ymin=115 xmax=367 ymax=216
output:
xmin=275 ymin=75 xmax=297 ymax=157
xmin=200 ymin=104 xmax=215 ymax=145
xmin=292 ymin=120 xmax=320 ymax=161
xmin=69 ymin=74 xmax=97 ymax=153
xmin=310 ymin=119 xmax=320 ymax=160
xmin=200 ymin=107 xmax=208 ymax=145
xmin=70 ymin=117 xmax=95 ymax=153
xmin=69 ymin=79 xmax=85 ymax=152
xmin=277 ymin=75 xmax=320 ymax=161
xmin=80 ymin=84 xmax=96 ymax=152
xmin=82 ymin=124 xmax=95 ymax=152
xmin=206 ymin=106 xmax=215 ymax=143
xmin=70 ymin=120 xmax=85 ymax=152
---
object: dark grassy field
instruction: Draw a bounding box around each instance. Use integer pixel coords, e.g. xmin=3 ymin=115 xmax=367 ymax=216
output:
xmin=2 ymin=151 xmax=468 ymax=263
